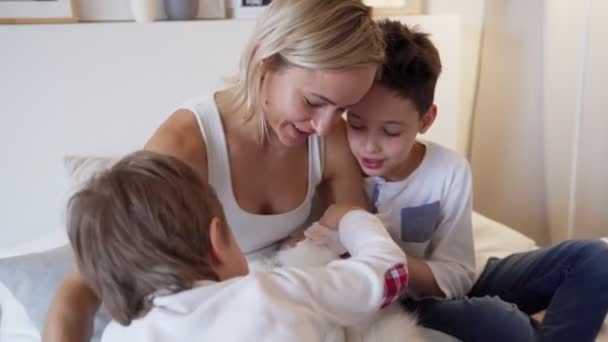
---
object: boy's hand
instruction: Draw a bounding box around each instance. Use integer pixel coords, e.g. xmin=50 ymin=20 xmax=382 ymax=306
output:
xmin=318 ymin=204 xmax=362 ymax=230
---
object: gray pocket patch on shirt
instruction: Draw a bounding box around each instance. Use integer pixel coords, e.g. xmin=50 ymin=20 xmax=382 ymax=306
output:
xmin=400 ymin=202 xmax=440 ymax=242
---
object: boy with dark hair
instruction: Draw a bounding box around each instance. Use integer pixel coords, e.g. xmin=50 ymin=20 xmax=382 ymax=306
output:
xmin=345 ymin=19 xmax=608 ymax=341
xmin=67 ymin=150 xmax=409 ymax=342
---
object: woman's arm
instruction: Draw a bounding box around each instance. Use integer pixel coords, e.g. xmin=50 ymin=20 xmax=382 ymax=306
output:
xmin=319 ymin=120 xmax=368 ymax=208
xmin=43 ymin=272 xmax=99 ymax=342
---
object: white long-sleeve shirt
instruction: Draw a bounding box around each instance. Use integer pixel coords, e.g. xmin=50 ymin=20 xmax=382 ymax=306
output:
xmin=367 ymin=141 xmax=476 ymax=299
xmin=101 ymin=211 xmax=408 ymax=342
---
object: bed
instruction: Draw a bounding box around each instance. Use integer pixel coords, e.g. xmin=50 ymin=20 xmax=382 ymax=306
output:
xmin=0 ymin=15 xmax=605 ymax=342
xmin=0 ymin=209 xmax=540 ymax=342
xmin=1 ymin=217 xmax=606 ymax=341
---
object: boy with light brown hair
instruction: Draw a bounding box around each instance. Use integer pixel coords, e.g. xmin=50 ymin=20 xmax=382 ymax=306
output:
xmin=67 ymin=151 xmax=409 ymax=342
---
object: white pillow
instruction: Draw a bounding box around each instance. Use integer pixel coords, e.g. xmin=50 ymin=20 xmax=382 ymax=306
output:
xmin=63 ymin=155 xmax=118 ymax=189
xmin=0 ymin=155 xmax=118 ymax=259
xmin=0 ymin=282 xmax=40 ymax=342
xmin=0 ymin=229 xmax=68 ymax=260
xmin=0 ymin=155 xmax=119 ymax=342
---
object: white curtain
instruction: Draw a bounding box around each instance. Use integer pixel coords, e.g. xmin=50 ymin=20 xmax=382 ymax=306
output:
xmin=543 ymin=0 xmax=608 ymax=243
xmin=470 ymin=0 xmax=550 ymax=244
xmin=471 ymin=0 xmax=608 ymax=244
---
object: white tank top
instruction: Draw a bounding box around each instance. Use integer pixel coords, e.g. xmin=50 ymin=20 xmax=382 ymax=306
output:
xmin=180 ymin=95 xmax=324 ymax=254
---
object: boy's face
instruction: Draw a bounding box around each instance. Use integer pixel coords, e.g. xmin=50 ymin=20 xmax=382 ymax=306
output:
xmin=346 ymin=84 xmax=435 ymax=180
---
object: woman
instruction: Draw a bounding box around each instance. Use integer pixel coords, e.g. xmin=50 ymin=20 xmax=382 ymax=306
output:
xmin=43 ymin=1 xmax=385 ymax=341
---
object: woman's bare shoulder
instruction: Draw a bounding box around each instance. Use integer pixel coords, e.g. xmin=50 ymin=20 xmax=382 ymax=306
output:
xmin=318 ymin=119 xmax=367 ymax=207
xmin=144 ymin=109 xmax=208 ymax=179
xmin=322 ymin=119 xmax=352 ymax=177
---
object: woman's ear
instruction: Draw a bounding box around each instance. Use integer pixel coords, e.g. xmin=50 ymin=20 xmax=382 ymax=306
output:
xmin=419 ymin=105 xmax=438 ymax=134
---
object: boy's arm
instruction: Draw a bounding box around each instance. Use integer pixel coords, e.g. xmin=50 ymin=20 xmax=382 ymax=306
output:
xmin=404 ymin=255 xmax=446 ymax=298
xmin=43 ymin=272 xmax=100 ymax=342
xmin=267 ymin=210 xmax=408 ymax=327
xmin=422 ymin=162 xmax=476 ymax=299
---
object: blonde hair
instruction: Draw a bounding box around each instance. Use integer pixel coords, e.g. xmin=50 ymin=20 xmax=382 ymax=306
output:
xmin=226 ymin=0 xmax=385 ymax=126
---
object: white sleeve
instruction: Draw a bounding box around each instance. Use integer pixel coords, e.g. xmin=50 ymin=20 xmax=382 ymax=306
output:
xmin=264 ymin=210 xmax=408 ymax=326
xmin=425 ymin=161 xmax=476 ymax=299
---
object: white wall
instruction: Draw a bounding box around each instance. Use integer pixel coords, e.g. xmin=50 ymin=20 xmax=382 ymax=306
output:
xmin=0 ymin=21 xmax=247 ymax=249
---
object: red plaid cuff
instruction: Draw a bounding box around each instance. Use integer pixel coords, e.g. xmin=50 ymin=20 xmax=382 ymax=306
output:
xmin=380 ymin=263 xmax=409 ymax=309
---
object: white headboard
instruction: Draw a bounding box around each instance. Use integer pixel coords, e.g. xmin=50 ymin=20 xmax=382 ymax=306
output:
xmin=0 ymin=16 xmax=460 ymax=248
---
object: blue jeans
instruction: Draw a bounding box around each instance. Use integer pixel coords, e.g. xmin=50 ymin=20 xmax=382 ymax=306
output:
xmin=405 ymin=240 xmax=608 ymax=342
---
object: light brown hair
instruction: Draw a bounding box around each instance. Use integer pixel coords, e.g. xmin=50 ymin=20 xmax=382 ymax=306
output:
xmin=377 ymin=19 xmax=442 ymax=115
xmin=67 ymin=151 xmax=227 ymax=325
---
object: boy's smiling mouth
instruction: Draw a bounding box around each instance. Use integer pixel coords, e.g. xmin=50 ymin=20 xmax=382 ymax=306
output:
xmin=361 ymin=157 xmax=385 ymax=170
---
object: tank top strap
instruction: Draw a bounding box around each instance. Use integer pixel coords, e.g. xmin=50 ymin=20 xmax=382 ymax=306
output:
xmin=178 ymin=95 xmax=231 ymax=193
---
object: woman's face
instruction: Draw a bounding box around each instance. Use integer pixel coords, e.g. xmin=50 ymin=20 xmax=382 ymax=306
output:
xmin=260 ymin=64 xmax=377 ymax=147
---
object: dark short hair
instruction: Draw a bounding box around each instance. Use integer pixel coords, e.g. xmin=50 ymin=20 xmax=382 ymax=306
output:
xmin=67 ymin=150 xmax=227 ymax=325
xmin=377 ymin=19 xmax=442 ymax=115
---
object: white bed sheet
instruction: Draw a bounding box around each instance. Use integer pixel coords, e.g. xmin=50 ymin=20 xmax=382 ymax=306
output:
xmin=1 ymin=213 xmax=605 ymax=341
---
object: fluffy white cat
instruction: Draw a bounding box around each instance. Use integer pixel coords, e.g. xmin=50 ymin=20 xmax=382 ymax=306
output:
xmin=249 ymin=238 xmax=427 ymax=342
